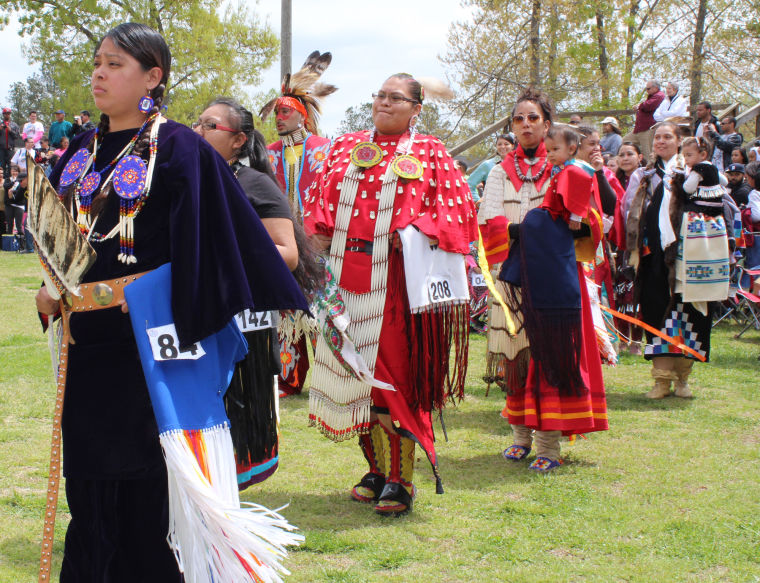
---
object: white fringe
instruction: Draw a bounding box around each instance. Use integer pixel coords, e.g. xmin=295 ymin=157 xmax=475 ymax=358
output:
xmin=161 ymin=424 xmax=303 ymax=583
xmin=278 ymin=310 xmax=317 ymax=345
xmin=309 ymin=161 xmax=399 ymax=436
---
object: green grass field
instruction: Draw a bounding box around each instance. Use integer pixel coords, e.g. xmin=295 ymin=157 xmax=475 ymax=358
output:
xmin=1 ymin=251 xmax=759 ymax=582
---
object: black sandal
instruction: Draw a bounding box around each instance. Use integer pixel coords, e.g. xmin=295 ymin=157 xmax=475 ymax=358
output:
xmin=374 ymin=482 xmax=414 ymax=516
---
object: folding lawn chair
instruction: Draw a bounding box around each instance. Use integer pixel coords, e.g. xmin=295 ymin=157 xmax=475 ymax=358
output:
xmin=733 ymin=266 xmax=760 ymax=339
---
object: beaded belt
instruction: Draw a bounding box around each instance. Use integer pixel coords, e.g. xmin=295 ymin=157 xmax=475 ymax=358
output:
xmin=38 ymin=269 xmax=149 ymax=583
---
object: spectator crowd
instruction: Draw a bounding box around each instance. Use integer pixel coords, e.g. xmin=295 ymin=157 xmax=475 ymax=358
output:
xmin=1 ymin=106 xmax=96 ymax=250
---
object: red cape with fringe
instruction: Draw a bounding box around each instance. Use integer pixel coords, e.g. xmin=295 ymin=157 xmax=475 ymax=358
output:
xmin=304 ymin=130 xmax=477 ymax=476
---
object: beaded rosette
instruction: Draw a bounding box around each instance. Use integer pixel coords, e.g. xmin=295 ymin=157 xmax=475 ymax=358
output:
xmin=113 ymin=155 xmax=149 ymax=263
xmin=348 ymin=124 xmax=423 ymax=181
xmin=349 ymin=142 xmax=383 ymax=168
xmin=390 ymin=154 xmax=423 ymax=180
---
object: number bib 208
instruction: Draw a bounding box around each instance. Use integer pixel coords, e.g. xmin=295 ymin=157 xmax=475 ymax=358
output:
xmin=146 ymin=323 xmax=205 ymax=361
xmin=427 ymin=276 xmax=453 ymax=303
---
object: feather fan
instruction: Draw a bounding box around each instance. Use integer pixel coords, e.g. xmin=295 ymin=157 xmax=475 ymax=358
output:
xmin=25 ymin=154 xmax=96 ymax=299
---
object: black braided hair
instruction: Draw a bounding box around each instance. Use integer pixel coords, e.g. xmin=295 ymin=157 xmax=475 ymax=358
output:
xmin=89 ymin=23 xmax=171 ymax=218
xmin=207 ymin=97 xmax=275 ymax=180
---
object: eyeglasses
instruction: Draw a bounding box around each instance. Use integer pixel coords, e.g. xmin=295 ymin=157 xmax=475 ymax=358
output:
xmin=372 ymin=92 xmax=417 ymax=105
xmin=191 ymin=120 xmax=238 ymax=133
xmin=512 ymin=113 xmax=542 ymax=123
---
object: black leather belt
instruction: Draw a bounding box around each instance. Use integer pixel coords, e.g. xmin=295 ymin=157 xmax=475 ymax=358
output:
xmin=346 ymin=238 xmax=374 ymax=255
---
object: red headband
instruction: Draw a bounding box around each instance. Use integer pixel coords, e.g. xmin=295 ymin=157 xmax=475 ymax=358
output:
xmin=276 ymin=96 xmax=307 ymax=119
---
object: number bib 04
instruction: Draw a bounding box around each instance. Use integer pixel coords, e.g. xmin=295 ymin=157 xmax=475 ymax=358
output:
xmin=235 ymin=309 xmax=274 ymax=332
xmin=471 ymin=273 xmax=486 ymax=287
xmin=146 ymin=323 xmax=206 ymax=361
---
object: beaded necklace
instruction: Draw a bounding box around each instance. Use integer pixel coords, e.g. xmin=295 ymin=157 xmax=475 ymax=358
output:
xmin=57 ymin=113 xmax=164 ymax=264
xmin=513 ymin=153 xmax=548 ymax=184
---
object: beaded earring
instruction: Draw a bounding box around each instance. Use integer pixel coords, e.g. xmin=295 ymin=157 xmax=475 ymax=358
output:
xmin=138 ymin=94 xmax=154 ymax=114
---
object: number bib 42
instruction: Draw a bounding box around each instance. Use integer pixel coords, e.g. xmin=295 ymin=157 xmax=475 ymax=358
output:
xmin=235 ymin=309 xmax=274 ymax=332
xmin=146 ymin=323 xmax=206 ymax=361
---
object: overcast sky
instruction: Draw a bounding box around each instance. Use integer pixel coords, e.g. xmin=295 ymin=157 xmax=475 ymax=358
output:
xmin=0 ymin=1 xmax=472 ymax=135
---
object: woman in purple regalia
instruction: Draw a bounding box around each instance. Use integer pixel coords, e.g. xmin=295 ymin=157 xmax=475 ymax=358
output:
xmin=34 ymin=23 xmax=305 ymax=581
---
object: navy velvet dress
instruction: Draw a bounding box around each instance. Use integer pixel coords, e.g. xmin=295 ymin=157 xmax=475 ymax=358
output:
xmin=46 ymin=120 xmax=307 ymax=582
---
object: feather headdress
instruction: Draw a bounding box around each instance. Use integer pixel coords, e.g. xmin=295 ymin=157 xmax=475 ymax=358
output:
xmin=415 ymin=76 xmax=455 ymax=102
xmin=260 ymin=51 xmax=337 ymax=136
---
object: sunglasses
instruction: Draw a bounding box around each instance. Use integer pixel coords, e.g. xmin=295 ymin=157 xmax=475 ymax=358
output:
xmin=512 ymin=113 xmax=542 ymax=123
xmin=191 ymin=120 xmax=238 ymax=133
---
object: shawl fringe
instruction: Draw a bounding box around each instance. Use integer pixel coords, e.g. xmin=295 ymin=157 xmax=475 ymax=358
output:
xmin=407 ymin=303 xmax=470 ymax=411
xmin=483 ymin=347 xmax=531 ymax=395
xmin=513 ymin=219 xmax=586 ymax=398
xmin=224 ymin=329 xmax=279 ymax=468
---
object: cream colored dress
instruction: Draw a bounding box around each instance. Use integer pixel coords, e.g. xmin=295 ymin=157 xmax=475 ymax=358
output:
xmin=477 ymin=159 xmax=550 ymax=392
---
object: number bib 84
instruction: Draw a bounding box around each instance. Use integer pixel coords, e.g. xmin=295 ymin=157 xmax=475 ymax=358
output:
xmin=146 ymin=323 xmax=205 ymax=361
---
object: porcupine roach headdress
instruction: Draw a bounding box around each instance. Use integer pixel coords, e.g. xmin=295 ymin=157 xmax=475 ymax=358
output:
xmin=259 ymin=51 xmax=337 ymax=136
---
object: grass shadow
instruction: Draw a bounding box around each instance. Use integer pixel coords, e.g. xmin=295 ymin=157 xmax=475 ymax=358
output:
xmin=437 ymin=452 xmax=532 ymax=490
xmin=0 ymin=533 xmax=63 ymax=569
xmin=243 ymin=489 xmax=431 ymax=534
xmin=436 ymin=408 xmax=509 ymax=437
xmin=604 ymin=391 xmax=695 ymax=411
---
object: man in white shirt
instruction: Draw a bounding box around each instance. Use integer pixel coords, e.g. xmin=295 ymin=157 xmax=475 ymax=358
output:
xmin=21 ymin=111 xmax=44 ymax=149
xmin=10 ymin=138 xmax=35 ymax=171
xmin=653 ymin=82 xmax=689 ymax=122
xmin=694 ymin=101 xmax=720 ymax=138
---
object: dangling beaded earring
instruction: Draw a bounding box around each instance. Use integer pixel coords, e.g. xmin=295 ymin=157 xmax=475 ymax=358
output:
xmin=407 ymin=114 xmax=419 ymax=143
xmin=138 ymin=94 xmax=154 ymax=114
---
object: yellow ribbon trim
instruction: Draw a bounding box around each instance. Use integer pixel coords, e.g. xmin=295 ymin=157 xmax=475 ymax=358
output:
xmin=477 ymin=227 xmax=516 ymax=336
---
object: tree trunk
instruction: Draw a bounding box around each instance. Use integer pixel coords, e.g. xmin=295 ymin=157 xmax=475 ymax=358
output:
xmin=622 ymin=0 xmax=639 ymax=104
xmin=689 ymin=0 xmax=708 ymax=111
xmin=547 ymin=2 xmax=559 ymax=89
xmin=529 ymin=0 xmax=541 ymax=86
xmin=596 ymin=9 xmax=610 ymax=106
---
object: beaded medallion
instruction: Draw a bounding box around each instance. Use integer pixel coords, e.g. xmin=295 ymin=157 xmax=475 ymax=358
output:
xmin=59 ymin=148 xmax=90 ymax=189
xmin=79 ymin=171 xmax=101 ymax=198
xmin=391 ymin=154 xmax=423 ymax=180
xmin=113 ymin=155 xmax=148 ymax=200
xmin=350 ymin=142 xmax=383 ymax=168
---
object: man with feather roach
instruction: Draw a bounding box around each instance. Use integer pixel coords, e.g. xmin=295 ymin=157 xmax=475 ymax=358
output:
xmin=260 ymin=51 xmax=336 ymax=397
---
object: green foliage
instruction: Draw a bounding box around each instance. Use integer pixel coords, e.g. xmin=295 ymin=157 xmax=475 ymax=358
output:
xmin=254 ymin=88 xmax=281 ymax=145
xmin=337 ymin=102 xmax=373 ymax=135
xmin=1 ymin=251 xmax=759 ymax=582
xmin=0 ymin=0 xmax=278 ymax=124
xmin=442 ymin=0 xmax=760 ymax=157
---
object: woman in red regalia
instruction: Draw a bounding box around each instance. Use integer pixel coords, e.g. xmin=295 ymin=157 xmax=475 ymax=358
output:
xmin=480 ymin=89 xmax=609 ymax=472
xmin=303 ymin=73 xmax=478 ymax=515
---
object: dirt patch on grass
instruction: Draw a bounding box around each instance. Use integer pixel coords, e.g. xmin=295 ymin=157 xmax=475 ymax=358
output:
xmin=549 ymin=547 xmax=583 ymax=561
